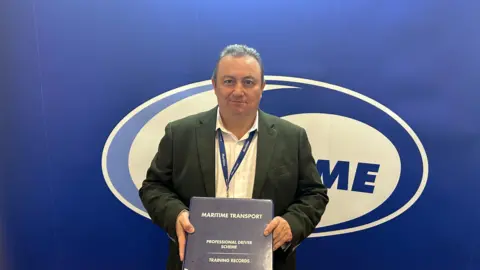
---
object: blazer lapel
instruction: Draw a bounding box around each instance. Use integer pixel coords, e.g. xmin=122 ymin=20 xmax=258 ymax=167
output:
xmin=195 ymin=108 xmax=217 ymax=197
xmin=252 ymin=111 xmax=277 ymax=199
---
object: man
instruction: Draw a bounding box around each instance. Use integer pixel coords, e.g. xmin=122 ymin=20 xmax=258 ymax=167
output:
xmin=139 ymin=44 xmax=329 ymax=270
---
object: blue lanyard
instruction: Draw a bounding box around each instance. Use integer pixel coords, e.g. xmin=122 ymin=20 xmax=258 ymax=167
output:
xmin=217 ymin=129 xmax=256 ymax=197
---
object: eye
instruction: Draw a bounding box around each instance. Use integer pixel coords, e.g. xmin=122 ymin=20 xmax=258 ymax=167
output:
xmin=223 ymin=79 xmax=234 ymax=85
xmin=243 ymin=79 xmax=255 ymax=86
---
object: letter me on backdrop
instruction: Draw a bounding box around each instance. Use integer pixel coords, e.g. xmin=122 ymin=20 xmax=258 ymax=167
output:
xmin=102 ymin=76 xmax=429 ymax=238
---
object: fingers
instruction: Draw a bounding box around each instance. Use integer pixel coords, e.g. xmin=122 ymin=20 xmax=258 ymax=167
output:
xmin=176 ymin=211 xmax=195 ymax=261
xmin=273 ymin=227 xmax=292 ymax=251
xmin=273 ymin=222 xmax=287 ymax=249
xmin=266 ymin=217 xmax=292 ymax=251
xmin=180 ymin=215 xmax=195 ymax=234
xmin=176 ymin=224 xmax=186 ymax=261
xmin=264 ymin=217 xmax=280 ymax=236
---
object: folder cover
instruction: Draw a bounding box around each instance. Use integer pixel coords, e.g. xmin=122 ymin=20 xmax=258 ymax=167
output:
xmin=182 ymin=197 xmax=273 ymax=270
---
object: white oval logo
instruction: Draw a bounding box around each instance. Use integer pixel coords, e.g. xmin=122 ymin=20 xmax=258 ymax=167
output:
xmin=102 ymin=76 xmax=429 ymax=238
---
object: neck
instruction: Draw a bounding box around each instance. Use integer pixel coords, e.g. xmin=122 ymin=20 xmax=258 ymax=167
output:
xmin=219 ymin=110 xmax=256 ymax=139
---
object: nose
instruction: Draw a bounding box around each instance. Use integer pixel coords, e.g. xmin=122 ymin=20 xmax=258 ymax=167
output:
xmin=232 ymin=84 xmax=245 ymax=97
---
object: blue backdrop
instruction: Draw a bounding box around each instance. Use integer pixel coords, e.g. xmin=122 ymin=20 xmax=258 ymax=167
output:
xmin=2 ymin=1 xmax=479 ymax=269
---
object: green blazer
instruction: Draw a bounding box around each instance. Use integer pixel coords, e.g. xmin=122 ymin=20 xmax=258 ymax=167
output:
xmin=139 ymin=107 xmax=329 ymax=270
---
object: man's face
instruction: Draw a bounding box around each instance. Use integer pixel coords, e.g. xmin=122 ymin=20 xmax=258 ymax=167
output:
xmin=212 ymin=55 xmax=265 ymax=117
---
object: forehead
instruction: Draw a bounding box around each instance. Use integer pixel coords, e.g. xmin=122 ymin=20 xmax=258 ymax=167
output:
xmin=217 ymin=55 xmax=261 ymax=78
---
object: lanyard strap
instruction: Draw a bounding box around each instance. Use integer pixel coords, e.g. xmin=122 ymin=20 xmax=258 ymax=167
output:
xmin=218 ymin=129 xmax=256 ymax=195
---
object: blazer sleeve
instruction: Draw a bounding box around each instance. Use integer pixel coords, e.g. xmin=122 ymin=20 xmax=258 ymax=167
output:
xmin=139 ymin=122 xmax=188 ymax=243
xmin=281 ymin=127 xmax=329 ymax=254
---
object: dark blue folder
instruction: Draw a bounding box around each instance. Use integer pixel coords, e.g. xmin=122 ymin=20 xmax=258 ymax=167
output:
xmin=182 ymin=197 xmax=273 ymax=270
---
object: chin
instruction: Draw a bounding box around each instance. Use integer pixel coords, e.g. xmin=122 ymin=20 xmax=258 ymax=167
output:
xmin=234 ymin=109 xmax=255 ymax=117
xmin=225 ymin=107 xmax=244 ymax=115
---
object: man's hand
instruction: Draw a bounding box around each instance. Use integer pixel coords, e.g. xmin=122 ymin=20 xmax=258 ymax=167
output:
xmin=176 ymin=210 xmax=195 ymax=261
xmin=264 ymin=216 xmax=292 ymax=251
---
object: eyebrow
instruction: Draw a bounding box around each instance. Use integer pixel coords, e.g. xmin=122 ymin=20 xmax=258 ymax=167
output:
xmin=243 ymin=76 xmax=256 ymax=81
xmin=221 ymin=75 xmax=257 ymax=81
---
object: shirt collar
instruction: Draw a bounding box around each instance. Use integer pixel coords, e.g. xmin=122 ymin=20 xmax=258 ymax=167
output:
xmin=216 ymin=108 xmax=259 ymax=139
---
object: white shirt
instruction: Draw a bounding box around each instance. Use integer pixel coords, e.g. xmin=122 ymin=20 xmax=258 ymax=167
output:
xmin=215 ymin=109 xmax=259 ymax=198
